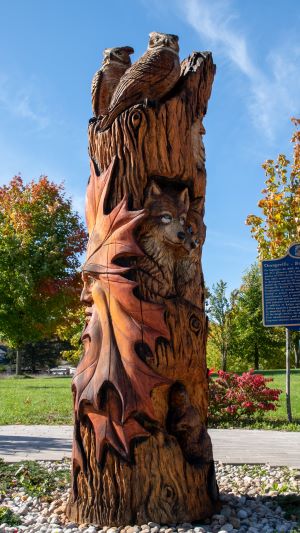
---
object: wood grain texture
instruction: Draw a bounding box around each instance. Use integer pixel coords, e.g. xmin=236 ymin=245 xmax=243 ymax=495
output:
xmin=66 ymin=49 xmax=218 ymax=526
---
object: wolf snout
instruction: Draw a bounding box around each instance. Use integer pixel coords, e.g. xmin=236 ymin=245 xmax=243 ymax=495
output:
xmin=177 ymin=231 xmax=186 ymax=241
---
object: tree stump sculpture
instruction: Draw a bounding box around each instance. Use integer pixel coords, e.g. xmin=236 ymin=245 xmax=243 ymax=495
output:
xmin=67 ymin=32 xmax=217 ymax=526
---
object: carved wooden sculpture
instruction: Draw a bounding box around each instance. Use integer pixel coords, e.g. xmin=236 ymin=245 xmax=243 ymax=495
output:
xmin=67 ymin=32 xmax=217 ymax=526
xmin=91 ymin=46 xmax=134 ymax=117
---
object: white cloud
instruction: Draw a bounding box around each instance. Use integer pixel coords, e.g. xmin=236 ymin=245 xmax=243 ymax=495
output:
xmin=185 ymin=0 xmax=258 ymax=78
xmin=0 ymin=74 xmax=49 ymax=130
xmin=205 ymin=229 xmax=255 ymax=253
xmin=182 ymin=0 xmax=300 ymax=140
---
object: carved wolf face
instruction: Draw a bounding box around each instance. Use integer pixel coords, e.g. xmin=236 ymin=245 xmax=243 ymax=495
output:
xmin=143 ymin=182 xmax=190 ymax=252
xmin=148 ymin=32 xmax=179 ymax=53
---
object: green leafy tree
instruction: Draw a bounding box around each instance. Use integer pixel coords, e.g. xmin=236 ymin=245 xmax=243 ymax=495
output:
xmin=56 ymin=306 xmax=85 ymax=365
xmin=207 ymin=280 xmax=238 ymax=371
xmin=8 ymin=338 xmax=71 ymax=372
xmin=233 ymin=264 xmax=285 ymax=370
xmin=0 ymin=176 xmax=87 ymax=373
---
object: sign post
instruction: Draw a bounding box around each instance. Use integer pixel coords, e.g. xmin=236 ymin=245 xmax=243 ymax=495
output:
xmin=262 ymin=243 xmax=300 ymax=423
xmin=285 ymin=328 xmax=292 ymax=423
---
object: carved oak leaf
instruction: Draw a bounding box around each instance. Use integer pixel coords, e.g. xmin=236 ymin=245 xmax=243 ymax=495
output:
xmin=72 ymin=158 xmax=171 ymax=463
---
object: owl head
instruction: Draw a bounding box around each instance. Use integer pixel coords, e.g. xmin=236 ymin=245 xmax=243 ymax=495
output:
xmin=148 ymin=32 xmax=179 ymax=53
xmin=102 ymin=46 xmax=134 ymax=66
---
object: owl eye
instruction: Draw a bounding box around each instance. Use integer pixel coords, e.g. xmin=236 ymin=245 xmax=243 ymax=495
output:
xmin=161 ymin=213 xmax=172 ymax=224
xmin=187 ymin=225 xmax=193 ymax=234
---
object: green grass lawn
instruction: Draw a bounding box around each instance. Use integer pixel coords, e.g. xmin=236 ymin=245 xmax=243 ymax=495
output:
xmin=0 ymin=370 xmax=299 ymax=428
xmin=258 ymin=369 xmax=300 ymax=427
xmin=0 ymin=376 xmax=73 ymax=425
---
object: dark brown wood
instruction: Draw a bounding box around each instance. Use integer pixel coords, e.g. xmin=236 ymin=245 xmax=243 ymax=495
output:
xmin=67 ymin=33 xmax=218 ymax=526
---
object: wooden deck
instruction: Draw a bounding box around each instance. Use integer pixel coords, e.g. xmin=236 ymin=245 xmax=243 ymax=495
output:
xmin=0 ymin=426 xmax=299 ymax=467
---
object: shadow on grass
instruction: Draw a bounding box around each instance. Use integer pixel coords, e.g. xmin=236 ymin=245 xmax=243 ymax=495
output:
xmin=23 ymin=385 xmax=71 ymax=389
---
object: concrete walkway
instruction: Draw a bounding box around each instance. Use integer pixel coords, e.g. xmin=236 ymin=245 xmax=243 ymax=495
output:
xmin=0 ymin=426 xmax=299 ymax=468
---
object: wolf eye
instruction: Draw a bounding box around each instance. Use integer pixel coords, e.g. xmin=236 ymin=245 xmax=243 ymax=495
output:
xmin=161 ymin=213 xmax=172 ymax=224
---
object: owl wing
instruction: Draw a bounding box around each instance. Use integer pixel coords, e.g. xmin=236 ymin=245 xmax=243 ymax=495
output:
xmin=91 ymin=68 xmax=103 ymax=117
xmin=109 ymin=49 xmax=174 ymax=111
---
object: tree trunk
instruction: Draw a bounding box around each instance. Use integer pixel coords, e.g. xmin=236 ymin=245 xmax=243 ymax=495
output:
xmin=293 ymin=334 xmax=300 ymax=368
xmin=66 ymin=50 xmax=218 ymax=526
xmin=286 ymin=328 xmax=292 ymax=423
xmin=254 ymin=344 xmax=259 ymax=370
xmin=221 ymin=349 xmax=227 ymax=371
xmin=15 ymin=348 xmax=22 ymax=375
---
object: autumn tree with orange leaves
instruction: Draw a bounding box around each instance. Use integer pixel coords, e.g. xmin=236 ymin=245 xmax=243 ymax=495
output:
xmin=0 ymin=176 xmax=87 ymax=374
xmin=246 ymin=118 xmax=300 ymax=259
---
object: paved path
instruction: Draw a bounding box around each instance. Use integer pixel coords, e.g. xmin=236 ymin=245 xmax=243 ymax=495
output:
xmin=0 ymin=426 xmax=299 ymax=468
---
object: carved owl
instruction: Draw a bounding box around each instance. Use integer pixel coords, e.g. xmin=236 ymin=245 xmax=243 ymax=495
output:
xmin=100 ymin=32 xmax=180 ymax=129
xmin=91 ymin=46 xmax=134 ymax=117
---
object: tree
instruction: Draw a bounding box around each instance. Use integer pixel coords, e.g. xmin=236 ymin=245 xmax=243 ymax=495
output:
xmin=56 ymin=306 xmax=85 ymax=365
xmin=207 ymin=280 xmax=237 ymax=371
xmin=233 ymin=264 xmax=284 ymax=370
xmin=0 ymin=176 xmax=87 ymax=373
xmin=246 ymin=117 xmax=300 ymax=259
xmin=8 ymin=338 xmax=71 ymax=372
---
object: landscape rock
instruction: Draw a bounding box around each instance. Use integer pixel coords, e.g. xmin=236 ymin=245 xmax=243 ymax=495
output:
xmin=0 ymin=460 xmax=299 ymax=532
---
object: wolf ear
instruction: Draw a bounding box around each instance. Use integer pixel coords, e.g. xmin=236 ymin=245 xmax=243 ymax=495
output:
xmin=191 ymin=197 xmax=203 ymax=213
xmin=180 ymin=188 xmax=190 ymax=211
xmin=148 ymin=181 xmax=162 ymax=199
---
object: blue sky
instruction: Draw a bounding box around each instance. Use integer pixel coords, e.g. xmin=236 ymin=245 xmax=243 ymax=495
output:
xmin=1 ymin=0 xmax=299 ymax=293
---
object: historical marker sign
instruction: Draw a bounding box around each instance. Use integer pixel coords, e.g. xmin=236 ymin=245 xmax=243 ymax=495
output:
xmin=262 ymin=243 xmax=300 ymax=327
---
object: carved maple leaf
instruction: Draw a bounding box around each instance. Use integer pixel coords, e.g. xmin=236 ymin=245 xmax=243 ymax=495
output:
xmin=72 ymin=158 xmax=170 ymax=464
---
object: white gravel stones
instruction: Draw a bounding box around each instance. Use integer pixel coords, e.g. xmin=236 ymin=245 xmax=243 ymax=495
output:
xmin=0 ymin=460 xmax=299 ymax=532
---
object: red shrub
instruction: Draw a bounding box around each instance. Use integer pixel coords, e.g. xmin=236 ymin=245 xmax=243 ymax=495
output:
xmin=208 ymin=369 xmax=281 ymax=421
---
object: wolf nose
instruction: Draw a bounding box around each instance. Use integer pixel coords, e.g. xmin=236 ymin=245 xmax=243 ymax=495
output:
xmin=177 ymin=231 xmax=185 ymax=241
